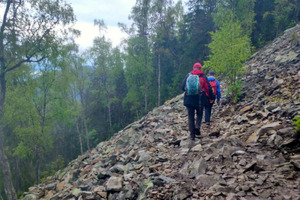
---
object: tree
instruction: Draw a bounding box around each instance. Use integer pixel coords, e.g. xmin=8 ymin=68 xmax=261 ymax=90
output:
xmin=273 ymin=0 xmax=299 ymax=36
xmin=151 ymin=0 xmax=175 ymax=106
xmin=0 ymin=0 xmax=75 ymax=199
xmin=70 ymin=54 xmax=91 ymax=151
xmin=252 ymin=0 xmax=276 ymax=48
xmin=130 ymin=0 xmax=152 ymax=113
xmin=90 ymin=37 xmax=114 ymax=130
xmin=234 ymin=0 xmax=256 ymax=36
xmin=205 ymin=11 xmax=251 ymax=101
xmin=182 ymin=0 xmax=218 ymax=64
xmin=48 ymin=44 xmax=84 ymax=159
xmin=123 ymin=37 xmax=153 ymax=119
xmin=5 ymin=64 xmax=55 ymax=185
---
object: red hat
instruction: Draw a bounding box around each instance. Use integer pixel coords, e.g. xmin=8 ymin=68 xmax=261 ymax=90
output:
xmin=193 ymin=62 xmax=202 ymax=69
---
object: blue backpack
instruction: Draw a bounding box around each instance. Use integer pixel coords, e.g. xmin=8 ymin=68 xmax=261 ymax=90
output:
xmin=185 ymin=73 xmax=200 ymax=95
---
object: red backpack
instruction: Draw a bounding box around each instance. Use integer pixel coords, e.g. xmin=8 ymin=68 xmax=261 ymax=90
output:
xmin=209 ymin=80 xmax=217 ymax=97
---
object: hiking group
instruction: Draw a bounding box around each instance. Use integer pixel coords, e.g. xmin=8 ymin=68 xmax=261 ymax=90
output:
xmin=182 ymin=63 xmax=221 ymax=140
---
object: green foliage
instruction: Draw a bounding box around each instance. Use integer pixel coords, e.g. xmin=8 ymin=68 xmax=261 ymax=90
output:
xmin=205 ymin=11 xmax=251 ymax=102
xmin=182 ymin=0 xmax=217 ymax=62
xmin=41 ymin=155 xmax=65 ymax=182
xmin=123 ymin=37 xmax=153 ymax=115
xmin=226 ymin=80 xmax=243 ymax=102
xmin=88 ymin=129 xmax=99 ymax=146
xmin=235 ymin=0 xmax=256 ymax=36
xmin=273 ymin=0 xmax=298 ymax=36
xmin=293 ymin=116 xmax=300 ymax=132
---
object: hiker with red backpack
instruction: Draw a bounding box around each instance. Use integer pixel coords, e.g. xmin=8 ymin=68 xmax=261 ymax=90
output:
xmin=182 ymin=63 xmax=215 ymax=140
xmin=205 ymin=70 xmax=221 ymax=124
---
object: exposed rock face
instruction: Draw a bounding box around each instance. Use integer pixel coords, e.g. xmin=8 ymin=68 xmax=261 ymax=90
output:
xmin=21 ymin=25 xmax=300 ymax=200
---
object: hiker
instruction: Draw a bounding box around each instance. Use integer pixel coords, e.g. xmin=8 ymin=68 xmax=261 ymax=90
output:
xmin=205 ymin=70 xmax=221 ymax=124
xmin=182 ymin=63 xmax=215 ymax=140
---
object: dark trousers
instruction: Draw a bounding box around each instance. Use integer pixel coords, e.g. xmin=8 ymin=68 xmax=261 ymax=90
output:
xmin=205 ymin=102 xmax=214 ymax=123
xmin=187 ymin=106 xmax=204 ymax=135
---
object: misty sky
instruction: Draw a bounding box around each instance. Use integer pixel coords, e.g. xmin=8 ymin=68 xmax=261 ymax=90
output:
xmin=67 ymin=0 xmax=136 ymax=50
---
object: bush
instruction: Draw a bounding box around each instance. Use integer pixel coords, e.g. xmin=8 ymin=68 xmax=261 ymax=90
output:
xmin=293 ymin=116 xmax=300 ymax=133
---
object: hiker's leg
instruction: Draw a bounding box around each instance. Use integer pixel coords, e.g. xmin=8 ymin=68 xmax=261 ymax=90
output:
xmin=187 ymin=106 xmax=195 ymax=139
xmin=198 ymin=106 xmax=204 ymax=127
xmin=205 ymin=103 xmax=213 ymax=122
xmin=195 ymin=106 xmax=202 ymax=135
xmin=204 ymin=105 xmax=210 ymax=122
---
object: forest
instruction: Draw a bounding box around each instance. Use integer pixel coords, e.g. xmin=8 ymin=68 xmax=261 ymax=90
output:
xmin=0 ymin=0 xmax=299 ymax=199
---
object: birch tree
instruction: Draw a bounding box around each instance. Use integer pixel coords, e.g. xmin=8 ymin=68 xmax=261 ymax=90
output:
xmin=0 ymin=0 xmax=75 ymax=198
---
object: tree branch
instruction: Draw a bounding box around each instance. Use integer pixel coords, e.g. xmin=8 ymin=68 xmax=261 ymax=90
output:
xmin=5 ymin=56 xmax=46 ymax=74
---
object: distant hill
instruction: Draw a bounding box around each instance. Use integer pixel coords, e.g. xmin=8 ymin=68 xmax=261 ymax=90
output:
xmin=21 ymin=24 xmax=300 ymax=200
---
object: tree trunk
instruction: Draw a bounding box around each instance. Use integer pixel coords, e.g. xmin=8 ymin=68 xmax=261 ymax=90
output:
xmin=14 ymin=157 xmax=20 ymax=192
xmin=108 ymin=102 xmax=112 ymax=130
xmin=34 ymin=91 xmax=46 ymax=185
xmin=0 ymin=72 xmax=17 ymax=200
xmin=79 ymin=88 xmax=90 ymax=151
xmin=105 ymin=88 xmax=112 ymax=131
xmin=76 ymin=121 xmax=83 ymax=155
xmin=35 ymin=148 xmax=40 ymax=185
xmin=0 ymin=126 xmax=17 ymax=200
xmin=81 ymin=108 xmax=90 ymax=151
xmin=144 ymin=36 xmax=148 ymax=113
xmin=0 ymin=3 xmax=17 ymax=197
xmin=157 ymin=53 xmax=161 ymax=106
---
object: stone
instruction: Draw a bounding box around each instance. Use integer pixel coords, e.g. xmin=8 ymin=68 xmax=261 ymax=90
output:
xmin=106 ymin=177 xmax=123 ymax=192
xmin=191 ymin=144 xmax=203 ymax=152
xmin=56 ymin=181 xmax=65 ymax=191
xmin=110 ymin=164 xmax=126 ymax=173
xmin=260 ymin=190 xmax=271 ymax=198
xmin=138 ymin=151 xmax=152 ymax=163
xmin=45 ymin=182 xmax=56 ymax=190
xmin=247 ymin=122 xmax=282 ymax=143
xmin=71 ymin=188 xmax=82 ymax=197
xmin=173 ymin=187 xmax=192 ymax=200
xmin=241 ymin=105 xmax=253 ymax=113
xmin=196 ymin=175 xmax=218 ymax=187
xmin=137 ymin=180 xmax=153 ymax=200
xmin=22 ymin=194 xmax=38 ymax=200
xmin=190 ymin=157 xmax=207 ymax=176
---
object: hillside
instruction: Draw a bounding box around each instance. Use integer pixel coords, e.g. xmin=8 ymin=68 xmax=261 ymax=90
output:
xmin=21 ymin=24 xmax=300 ymax=200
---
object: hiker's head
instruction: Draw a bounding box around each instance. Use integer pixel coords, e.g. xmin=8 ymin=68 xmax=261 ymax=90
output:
xmin=193 ymin=63 xmax=202 ymax=70
xmin=209 ymin=70 xmax=215 ymax=76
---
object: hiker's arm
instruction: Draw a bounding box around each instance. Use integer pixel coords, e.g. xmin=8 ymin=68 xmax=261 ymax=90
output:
xmin=181 ymin=74 xmax=188 ymax=91
xmin=216 ymin=80 xmax=221 ymax=101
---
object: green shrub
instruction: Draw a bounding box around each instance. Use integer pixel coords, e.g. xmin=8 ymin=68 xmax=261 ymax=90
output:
xmin=293 ymin=116 xmax=300 ymax=133
xmin=227 ymin=80 xmax=243 ymax=102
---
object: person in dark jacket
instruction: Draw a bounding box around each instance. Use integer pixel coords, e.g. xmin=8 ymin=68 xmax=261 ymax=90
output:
xmin=182 ymin=63 xmax=214 ymax=140
xmin=205 ymin=70 xmax=221 ymax=124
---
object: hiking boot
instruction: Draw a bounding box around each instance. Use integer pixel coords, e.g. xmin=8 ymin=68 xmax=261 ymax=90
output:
xmin=190 ymin=132 xmax=195 ymax=141
xmin=204 ymin=121 xmax=210 ymax=126
xmin=195 ymin=128 xmax=200 ymax=136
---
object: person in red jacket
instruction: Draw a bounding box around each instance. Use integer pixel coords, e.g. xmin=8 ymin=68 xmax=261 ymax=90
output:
xmin=182 ymin=63 xmax=215 ymax=140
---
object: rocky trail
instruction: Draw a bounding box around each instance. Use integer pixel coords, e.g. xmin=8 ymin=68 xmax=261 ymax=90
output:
xmin=22 ymin=24 xmax=300 ymax=200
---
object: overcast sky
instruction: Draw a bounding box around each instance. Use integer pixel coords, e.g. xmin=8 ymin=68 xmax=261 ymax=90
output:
xmin=67 ymin=0 xmax=136 ymax=51
xmin=1 ymin=0 xmax=186 ymax=51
